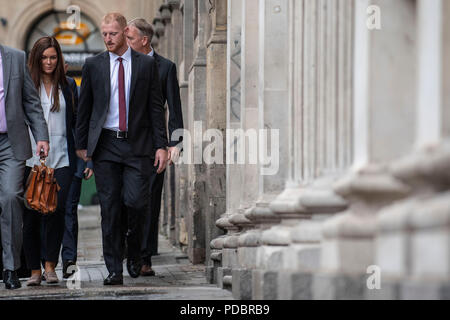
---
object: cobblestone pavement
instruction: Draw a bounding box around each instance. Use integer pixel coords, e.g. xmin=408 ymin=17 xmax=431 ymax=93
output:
xmin=0 ymin=206 xmax=233 ymax=300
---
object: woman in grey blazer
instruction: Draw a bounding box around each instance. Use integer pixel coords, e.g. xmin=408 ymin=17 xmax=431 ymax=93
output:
xmin=22 ymin=37 xmax=80 ymax=286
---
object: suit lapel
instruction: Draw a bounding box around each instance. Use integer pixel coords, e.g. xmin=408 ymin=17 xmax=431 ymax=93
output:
xmin=0 ymin=46 xmax=12 ymax=99
xmin=154 ymin=52 xmax=162 ymax=69
xmin=129 ymin=49 xmax=139 ymax=108
xmin=102 ymin=51 xmax=111 ymax=107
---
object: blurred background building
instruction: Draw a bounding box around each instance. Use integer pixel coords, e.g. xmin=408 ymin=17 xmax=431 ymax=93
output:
xmin=1 ymin=0 xmax=449 ymax=300
xmin=0 ymin=0 xmax=164 ymax=82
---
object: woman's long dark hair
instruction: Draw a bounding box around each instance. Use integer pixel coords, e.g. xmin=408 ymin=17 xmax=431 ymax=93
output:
xmin=28 ymin=37 xmax=68 ymax=112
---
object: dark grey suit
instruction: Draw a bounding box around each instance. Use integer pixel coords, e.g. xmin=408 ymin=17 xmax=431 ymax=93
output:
xmin=0 ymin=45 xmax=48 ymax=271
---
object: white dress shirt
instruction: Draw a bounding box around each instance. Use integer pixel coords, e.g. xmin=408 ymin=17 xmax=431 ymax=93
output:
xmin=104 ymin=47 xmax=132 ymax=131
xmin=27 ymin=83 xmax=69 ymax=169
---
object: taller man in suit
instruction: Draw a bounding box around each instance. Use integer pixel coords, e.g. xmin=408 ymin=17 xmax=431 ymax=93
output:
xmin=125 ymin=18 xmax=184 ymax=277
xmin=75 ymin=13 xmax=168 ymax=285
xmin=0 ymin=44 xmax=49 ymax=290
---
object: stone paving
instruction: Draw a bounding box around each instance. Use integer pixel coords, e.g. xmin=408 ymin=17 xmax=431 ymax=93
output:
xmin=0 ymin=206 xmax=233 ymax=300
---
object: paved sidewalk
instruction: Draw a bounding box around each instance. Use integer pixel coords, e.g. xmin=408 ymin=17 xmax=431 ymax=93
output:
xmin=0 ymin=206 xmax=233 ymax=300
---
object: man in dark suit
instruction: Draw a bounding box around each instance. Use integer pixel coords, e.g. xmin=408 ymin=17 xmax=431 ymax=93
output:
xmin=0 ymin=44 xmax=49 ymax=289
xmin=75 ymin=13 xmax=168 ymax=285
xmin=126 ymin=18 xmax=184 ymax=276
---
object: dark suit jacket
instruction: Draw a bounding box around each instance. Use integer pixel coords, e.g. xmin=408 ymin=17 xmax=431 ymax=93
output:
xmin=62 ymin=77 xmax=79 ymax=174
xmin=153 ymin=52 xmax=184 ymax=148
xmin=75 ymin=49 xmax=167 ymax=158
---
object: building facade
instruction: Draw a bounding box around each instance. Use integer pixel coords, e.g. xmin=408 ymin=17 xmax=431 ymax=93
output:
xmin=1 ymin=0 xmax=449 ymax=300
xmin=153 ymin=0 xmax=450 ymax=300
xmin=0 ymin=0 xmax=164 ymax=80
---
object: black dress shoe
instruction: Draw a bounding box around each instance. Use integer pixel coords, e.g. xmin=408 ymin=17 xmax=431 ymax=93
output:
xmin=3 ymin=270 xmax=22 ymax=290
xmin=104 ymin=273 xmax=123 ymax=286
xmin=126 ymin=259 xmax=142 ymax=279
xmin=63 ymin=261 xmax=77 ymax=279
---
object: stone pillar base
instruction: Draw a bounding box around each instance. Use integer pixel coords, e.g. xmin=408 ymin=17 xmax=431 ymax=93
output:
xmin=237 ymin=247 xmax=258 ymax=269
xmin=365 ymin=279 xmax=401 ymax=300
xmin=205 ymin=266 xmax=215 ymax=284
xmin=312 ymin=272 xmax=368 ymax=300
xmin=252 ymin=269 xmax=278 ymax=300
xmin=232 ymin=269 xmax=253 ymax=300
xmin=400 ymin=280 xmax=450 ymax=300
xmin=217 ymin=267 xmax=232 ymax=290
xmin=208 ymin=251 xmax=222 ymax=285
xmin=222 ymin=248 xmax=238 ymax=269
xmin=188 ymin=247 xmax=206 ymax=265
xmin=278 ymin=271 xmax=314 ymax=300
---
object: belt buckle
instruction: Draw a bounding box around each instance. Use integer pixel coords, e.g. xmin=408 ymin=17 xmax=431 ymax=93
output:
xmin=116 ymin=131 xmax=128 ymax=139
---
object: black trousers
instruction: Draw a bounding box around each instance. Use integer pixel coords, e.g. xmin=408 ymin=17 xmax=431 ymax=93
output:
xmin=22 ymin=166 xmax=72 ymax=270
xmin=61 ymin=175 xmax=82 ymax=263
xmin=93 ymin=131 xmax=151 ymax=275
xmin=140 ymin=166 xmax=165 ymax=266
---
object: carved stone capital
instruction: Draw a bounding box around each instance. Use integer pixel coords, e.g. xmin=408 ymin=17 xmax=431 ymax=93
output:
xmin=210 ymin=235 xmax=227 ymax=250
xmin=322 ymin=210 xmax=377 ymax=239
xmin=229 ymin=212 xmax=254 ymax=230
xmin=223 ymin=233 xmax=240 ymax=249
xmin=238 ymin=230 xmax=262 ymax=248
xmin=168 ymin=0 xmax=181 ymax=11
xmin=390 ymin=141 xmax=450 ymax=194
xmin=153 ymin=16 xmax=165 ymax=37
xmin=261 ymin=225 xmax=291 ymax=246
xmin=334 ymin=165 xmax=410 ymax=214
xmin=244 ymin=197 xmax=281 ymax=226
xmin=270 ymin=181 xmax=348 ymax=220
xmin=215 ymin=216 xmax=239 ymax=232
xmin=159 ymin=4 xmax=172 ymax=24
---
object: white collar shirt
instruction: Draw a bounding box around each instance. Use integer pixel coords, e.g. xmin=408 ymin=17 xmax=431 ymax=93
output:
xmin=104 ymin=47 xmax=132 ymax=131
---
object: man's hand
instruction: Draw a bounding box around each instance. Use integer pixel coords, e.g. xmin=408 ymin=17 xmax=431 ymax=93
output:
xmin=84 ymin=168 xmax=94 ymax=180
xmin=168 ymin=146 xmax=180 ymax=166
xmin=154 ymin=149 xmax=168 ymax=174
xmin=76 ymin=149 xmax=91 ymax=162
xmin=36 ymin=141 xmax=50 ymax=158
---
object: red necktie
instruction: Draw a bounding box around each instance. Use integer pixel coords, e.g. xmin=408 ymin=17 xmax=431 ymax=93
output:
xmin=117 ymin=57 xmax=127 ymax=132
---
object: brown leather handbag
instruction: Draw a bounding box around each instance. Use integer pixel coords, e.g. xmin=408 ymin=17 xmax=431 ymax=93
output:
xmin=24 ymin=158 xmax=60 ymax=215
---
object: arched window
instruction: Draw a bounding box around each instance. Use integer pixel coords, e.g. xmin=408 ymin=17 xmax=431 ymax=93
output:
xmin=25 ymin=11 xmax=104 ymax=81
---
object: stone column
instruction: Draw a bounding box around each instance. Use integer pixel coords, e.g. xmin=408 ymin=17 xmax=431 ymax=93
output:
xmin=167 ymin=0 xmax=185 ymax=249
xmin=443 ymin=0 xmax=450 ymax=137
xmin=158 ymin=1 xmax=178 ymax=245
xmin=203 ymin=0 xmax=229 ymax=282
xmin=160 ymin=0 xmax=185 ymax=248
xmin=159 ymin=3 xmax=172 ymax=58
xmin=175 ymin=0 xmax=194 ymax=252
xmin=207 ymin=0 xmax=242 ymax=290
xmin=231 ymin=0 xmax=263 ymax=300
xmin=151 ymin=14 xmax=161 ymax=50
xmin=152 ymin=9 xmax=170 ymax=239
xmin=247 ymin=0 xmax=292 ymax=300
xmin=169 ymin=0 xmax=183 ymax=66
xmin=370 ymin=0 xmax=450 ymax=300
xmin=186 ymin=0 xmax=209 ymax=264
xmin=313 ymin=0 xmax=418 ymax=300
xmin=254 ymin=0 xmax=351 ymax=301
xmin=153 ymin=13 xmax=167 ymax=56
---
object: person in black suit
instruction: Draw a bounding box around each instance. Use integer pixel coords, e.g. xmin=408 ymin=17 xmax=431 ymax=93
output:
xmin=75 ymin=13 xmax=168 ymax=286
xmin=126 ymin=18 xmax=184 ymax=276
xmin=61 ymin=62 xmax=94 ymax=280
